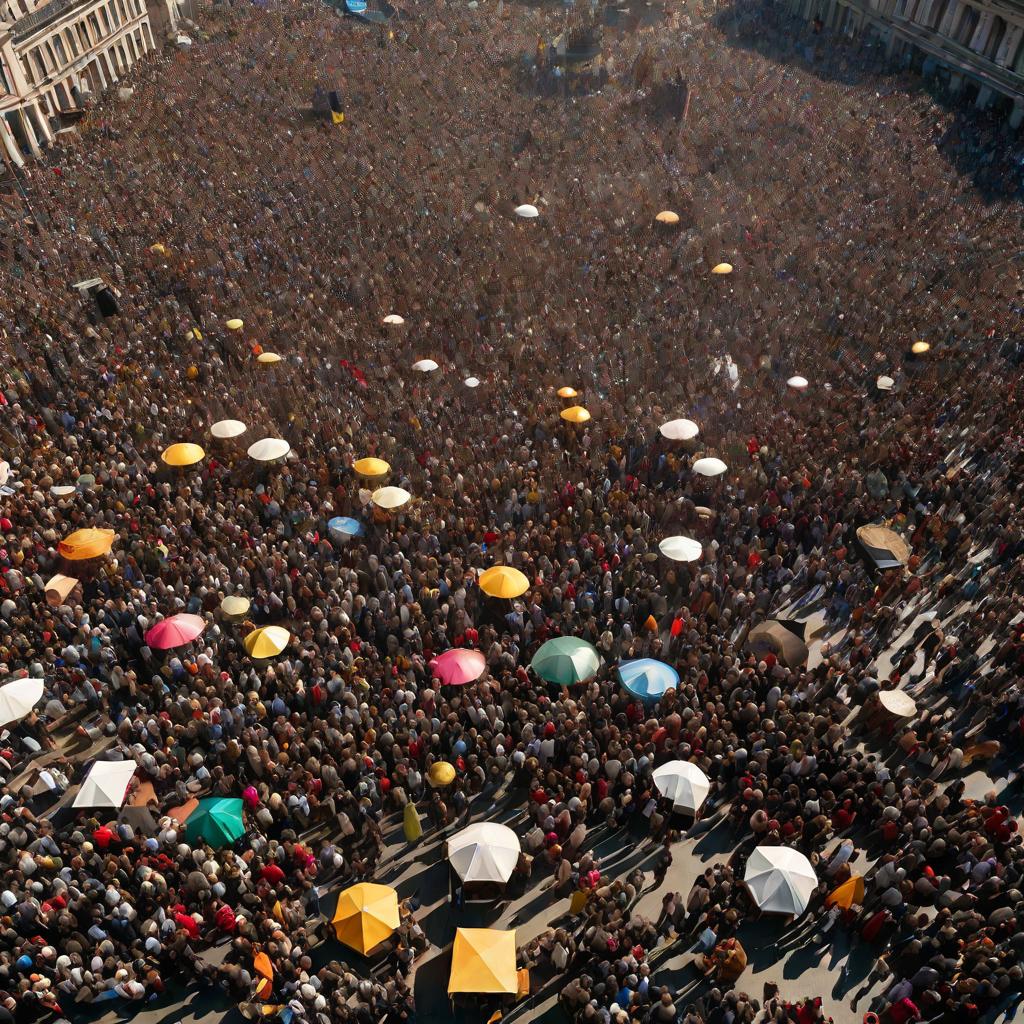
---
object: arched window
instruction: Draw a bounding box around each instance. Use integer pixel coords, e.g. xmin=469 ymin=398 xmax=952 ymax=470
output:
xmin=984 ymin=15 xmax=1006 ymax=59
xmin=954 ymin=3 xmax=980 ymax=45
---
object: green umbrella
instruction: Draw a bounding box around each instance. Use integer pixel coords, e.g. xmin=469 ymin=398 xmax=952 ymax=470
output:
xmin=184 ymin=797 xmax=245 ymax=846
xmin=531 ymin=636 xmax=601 ymax=686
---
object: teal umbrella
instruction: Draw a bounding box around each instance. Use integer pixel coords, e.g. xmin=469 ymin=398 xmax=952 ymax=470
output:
xmin=184 ymin=797 xmax=245 ymax=847
xmin=531 ymin=636 xmax=601 ymax=686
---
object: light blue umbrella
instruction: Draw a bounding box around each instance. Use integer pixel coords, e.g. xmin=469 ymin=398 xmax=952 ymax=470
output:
xmin=328 ymin=516 xmax=364 ymax=539
xmin=617 ymin=659 xmax=680 ymax=704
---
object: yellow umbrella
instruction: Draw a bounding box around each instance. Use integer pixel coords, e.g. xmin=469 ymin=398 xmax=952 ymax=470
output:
xmin=448 ymin=928 xmax=518 ymax=995
xmin=479 ymin=565 xmax=529 ymax=599
xmin=59 ymin=528 xmax=115 ymax=561
xmin=353 ymin=457 xmax=391 ymax=479
xmin=711 ymin=262 xmax=733 ymax=275
xmin=911 ymin=341 xmax=931 ymax=354
xmin=557 ymin=386 xmax=578 ymax=399
xmin=825 ymin=875 xmax=865 ymax=911
xmin=428 ymin=762 xmax=456 ymax=787
xmin=161 ymin=443 xmax=206 ymax=467
xmin=332 ymin=883 xmax=400 ymax=955
xmin=150 ymin=243 xmax=167 ymax=255
xmin=560 ymin=406 xmax=591 ymax=424
xmin=226 ymin=318 xmax=244 ymax=330
xmin=655 ymin=210 xmax=679 ymax=225
xmin=243 ymin=626 xmax=291 ymax=659
xmin=256 ymin=352 xmax=282 ymax=364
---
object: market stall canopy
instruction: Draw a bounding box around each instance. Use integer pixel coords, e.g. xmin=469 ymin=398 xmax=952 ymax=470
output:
xmin=744 ymin=847 xmax=817 ymax=916
xmin=447 ymin=822 xmax=520 ymax=883
xmin=560 ymin=405 xmax=591 ymax=423
xmin=431 ymin=648 xmax=486 ymax=686
xmin=243 ymin=625 xmax=291 ymax=659
xmin=353 ymin=457 xmax=390 ymax=478
xmin=184 ymin=797 xmax=245 ymax=847
xmin=220 ymin=595 xmax=251 ymax=618
xmin=693 ymin=457 xmax=728 ymax=476
xmin=557 ymin=386 xmax=578 ymax=398
xmin=59 ymin=528 xmax=115 ymax=560
xmin=256 ymin=352 xmax=282 ymax=364
xmin=0 ymin=676 xmax=45 ymax=728
xmin=652 ymin=760 xmax=711 ymax=814
xmin=787 ymin=376 xmax=809 ymax=389
xmin=428 ymin=761 xmax=456 ymax=787
xmin=211 ymin=419 xmax=247 ymax=439
xmin=856 ymin=524 xmax=911 ymax=571
xmin=73 ymin=760 xmax=136 ymax=809
xmin=332 ymin=883 xmax=400 ymax=955
xmin=247 ymin=437 xmax=291 ymax=461
xmin=478 ymin=565 xmax=529 ymax=599
xmin=660 ymin=418 xmax=699 ymax=441
xmin=44 ymin=574 xmax=78 ymax=606
xmin=655 ymin=210 xmax=680 ymax=224
xmin=659 ymin=535 xmax=702 ymax=563
xmin=448 ymin=928 xmax=518 ymax=995
xmin=514 ymin=203 xmax=539 ymax=218
xmin=412 ymin=358 xmax=439 ymax=372
xmin=371 ymin=486 xmax=411 ymax=510
xmin=328 ymin=516 xmax=364 ymax=539
xmin=878 ymin=689 xmax=917 ymax=718
xmin=145 ymin=613 xmax=206 ymax=650
xmin=745 ymin=620 xmax=809 ymax=668
xmin=618 ymin=659 xmax=680 ymax=704
xmin=531 ymin=636 xmax=601 ymax=685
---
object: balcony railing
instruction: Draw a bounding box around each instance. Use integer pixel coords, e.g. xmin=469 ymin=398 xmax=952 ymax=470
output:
xmin=13 ymin=0 xmax=84 ymax=41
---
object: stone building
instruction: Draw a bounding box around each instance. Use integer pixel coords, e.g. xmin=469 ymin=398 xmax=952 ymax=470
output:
xmin=784 ymin=0 xmax=1024 ymax=126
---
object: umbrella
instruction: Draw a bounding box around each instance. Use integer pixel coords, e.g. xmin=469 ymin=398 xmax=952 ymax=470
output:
xmin=478 ymin=565 xmax=529 ymax=599
xmin=655 ymin=210 xmax=680 ymax=224
xmin=221 ymin=595 xmax=251 ymax=618
xmin=353 ymin=457 xmax=390 ymax=478
xmin=745 ymin=620 xmax=809 ymax=668
xmin=44 ymin=574 xmax=78 ymax=607
xmin=383 ymin=314 xmax=405 ymax=325
xmin=244 ymin=626 xmax=291 ymax=659
xmin=743 ymin=847 xmax=817 ymax=916
xmin=59 ymin=528 xmax=115 ymax=560
xmin=693 ymin=457 xmax=728 ymax=476
xmin=332 ymin=883 xmax=400 ymax=954
xmin=428 ymin=761 xmax=457 ymax=787
xmin=878 ymin=689 xmax=917 ymax=718
xmin=618 ymin=659 xmax=680 ymax=704
xmin=431 ymin=648 xmax=486 ymax=686
xmin=247 ymin=438 xmax=291 ymax=461
xmin=371 ymin=486 xmax=411 ymax=510
xmin=184 ymin=797 xmax=245 ymax=847
xmin=659 ymin=535 xmax=702 ymax=562
xmin=449 ymin=928 xmax=518 ymax=996
xmin=412 ymin=358 xmax=439 ymax=372
xmin=557 ymin=386 xmax=578 ymax=398
xmin=0 ymin=677 xmax=45 ymax=728
xmin=911 ymin=341 xmax=931 ymax=354
xmin=560 ymin=405 xmax=591 ymax=423
xmin=531 ymin=636 xmax=601 ymax=685
xmin=660 ymin=418 xmax=699 ymax=441
xmin=464 ymin=377 xmax=481 ymax=388
xmin=253 ymin=951 xmax=274 ymax=1000
xmin=514 ymin=203 xmax=539 ymax=218
xmin=653 ymin=760 xmax=711 ymax=813
xmin=77 ymin=473 xmax=96 ymax=489
xmin=826 ymin=875 xmax=865 ymax=911
xmin=876 ymin=374 xmax=895 ymax=391
xmin=856 ymin=525 xmax=911 ymax=570
xmin=73 ymin=761 xmax=137 ymax=809
xmin=226 ymin=318 xmax=244 ymax=330
xmin=211 ymin=419 xmax=247 ymax=439
xmin=447 ymin=823 xmax=520 ymax=883
xmin=0 ymin=461 xmax=9 ymax=487
xmin=711 ymin=262 xmax=733 ymax=274
xmin=50 ymin=485 xmax=76 ymax=497
xmin=256 ymin=352 xmax=282 ymax=364
xmin=162 ymin=443 xmax=206 ymax=467
xmin=787 ymin=376 xmax=809 ymax=389
xmin=145 ymin=613 xmax=206 ymax=650
xmin=328 ymin=516 xmax=364 ymax=539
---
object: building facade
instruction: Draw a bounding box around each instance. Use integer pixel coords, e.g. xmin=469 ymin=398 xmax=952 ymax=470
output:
xmin=0 ymin=0 xmax=179 ymax=167
xmin=784 ymin=0 xmax=1024 ymax=126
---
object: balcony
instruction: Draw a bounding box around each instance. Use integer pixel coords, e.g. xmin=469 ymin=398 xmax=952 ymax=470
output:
xmin=13 ymin=0 xmax=85 ymax=41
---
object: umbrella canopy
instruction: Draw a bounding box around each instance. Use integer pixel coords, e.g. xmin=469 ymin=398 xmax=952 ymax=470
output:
xmin=693 ymin=457 xmax=728 ymax=477
xmin=478 ymin=565 xmax=529 ymax=599
xmin=655 ymin=210 xmax=680 ymax=224
xmin=73 ymin=760 xmax=137 ymax=809
xmin=448 ymin=823 xmax=520 ymax=883
xmin=371 ymin=486 xmax=411 ymax=510
xmin=50 ymin=485 xmax=76 ymax=497
xmin=876 ymin=374 xmax=895 ymax=391
xmin=332 ymin=883 xmax=400 ymax=954
xmin=211 ymin=419 xmax=247 ymax=439
xmin=857 ymin=525 xmax=911 ymax=570
xmin=652 ymin=760 xmax=711 ymax=814
xmin=220 ymin=595 xmax=251 ymax=618
xmin=744 ymin=847 xmax=817 ymax=916
xmin=256 ymin=352 xmax=282 ymax=364
xmin=226 ymin=318 xmax=244 ymax=330
xmin=531 ymin=636 xmax=601 ymax=685
xmin=244 ymin=626 xmax=291 ymax=659
xmin=431 ymin=648 xmax=486 ymax=686
xmin=878 ymin=689 xmax=917 ymax=718
xmin=560 ymin=405 xmax=591 ymax=423
xmin=327 ymin=516 xmax=364 ymax=539
xmin=449 ymin=928 xmax=518 ymax=995
xmin=0 ymin=677 xmax=45 ymax=728
xmin=557 ymin=386 xmax=578 ymax=398
xmin=428 ymin=761 xmax=457 ymax=787
xmin=44 ymin=574 xmax=78 ymax=607
xmin=711 ymin=262 xmax=733 ymax=274
xmin=826 ymin=875 xmax=865 ymax=911
xmin=184 ymin=797 xmax=245 ymax=847
xmin=145 ymin=613 xmax=206 ymax=650
xmin=659 ymin=535 xmax=702 ymax=563
xmin=382 ymin=314 xmax=405 ymax=325
xmin=353 ymin=457 xmax=390 ymax=478
xmin=59 ymin=528 xmax=115 ymax=560
xmin=162 ymin=443 xmax=206 ymax=467
xmin=464 ymin=377 xmax=481 ymax=388
xmin=787 ymin=375 xmax=809 ymax=389
xmin=745 ymin=620 xmax=809 ymax=668
xmin=660 ymin=418 xmax=699 ymax=441
xmin=247 ymin=437 xmax=291 ymax=461
xmin=618 ymin=659 xmax=680 ymax=704
xmin=412 ymin=358 xmax=439 ymax=372
xmin=911 ymin=340 xmax=931 ymax=354
xmin=514 ymin=203 xmax=539 ymax=218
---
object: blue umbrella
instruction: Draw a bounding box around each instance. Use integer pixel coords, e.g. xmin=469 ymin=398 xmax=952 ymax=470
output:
xmin=618 ymin=659 xmax=680 ymax=704
xmin=328 ymin=516 xmax=364 ymax=539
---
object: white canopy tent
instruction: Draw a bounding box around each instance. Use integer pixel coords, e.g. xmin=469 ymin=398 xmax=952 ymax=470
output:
xmin=447 ymin=822 xmax=520 ymax=884
xmin=73 ymin=761 xmax=137 ymax=809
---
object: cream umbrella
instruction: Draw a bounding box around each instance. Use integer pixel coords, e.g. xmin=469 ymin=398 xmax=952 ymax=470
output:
xmin=447 ymin=823 xmax=520 ymax=883
xmin=73 ymin=761 xmax=137 ymax=809
xmin=693 ymin=457 xmax=728 ymax=477
xmin=655 ymin=210 xmax=680 ymax=225
xmin=0 ymin=677 xmax=45 ymax=728
xmin=878 ymin=689 xmax=917 ymax=719
xmin=211 ymin=419 xmax=247 ymax=439
xmin=652 ymin=761 xmax=711 ymax=814
xmin=45 ymin=574 xmax=78 ymax=607
xmin=256 ymin=352 xmax=282 ymax=364
xmin=221 ymin=595 xmax=251 ymax=618
xmin=711 ymin=262 xmax=733 ymax=275
xmin=514 ymin=203 xmax=539 ymax=219
xmin=383 ymin=314 xmax=405 ymax=325
xmin=247 ymin=438 xmax=291 ymax=462
xmin=412 ymin=359 xmax=439 ymax=372
xmin=743 ymin=847 xmax=817 ymax=916
xmin=464 ymin=377 xmax=481 ymax=388
xmin=876 ymin=375 xmax=895 ymax=391
xmin=659 ymin=419 xmax=699 ymax=441
xmin=911 ymin=341 xmax=930 ymax=354
xmin=787 ymin=376 xmax=809 ymax=389
xmin=226 ymin=318 xmax=244 ymax=330
xmin=50 ymin=485 xmax=76 ymax=497
xmin=371 ymin=486 xmax=411 ymax=510
xmin=658 ymin=536 xmax=703 ymax=562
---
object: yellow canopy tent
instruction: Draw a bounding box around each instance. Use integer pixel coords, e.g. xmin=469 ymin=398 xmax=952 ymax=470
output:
xmin=478 ymin=566 xmax=530 ymax=599
xmin=332 ymin=883 xmax=400 ymax=955
xmin=448 ymin=928 xmax=518 ymax=996
xmin=59 ymin=528 xmax=115 ymax=560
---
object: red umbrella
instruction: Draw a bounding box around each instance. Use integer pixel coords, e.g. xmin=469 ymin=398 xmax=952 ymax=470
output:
xmin=145 ymin=613 xmax=206 ymax=650
xmin=430 ymin=648 xmax=486 ymax=686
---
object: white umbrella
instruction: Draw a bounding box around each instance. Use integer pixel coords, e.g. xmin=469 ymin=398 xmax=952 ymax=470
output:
xmin=659 ymin=536 xmax=703 ymax=562
xmin=247 ymin=437 xmax=291 ymax=462
xmin=693 ymin=457 xmax=728 ymax=477
xmin=45 ymin=574 xmax=78 ymax=607
xmin=878 ymin=689 xmax=917 ymax=718
xmin=50 ymin=485 xmax=76 ymax=497
xmin=211 ymin=419 xmax=247 ymax=439
xmin=659 ymin=419 xmax=699 ymax=441
xmin=876 ymin=375 xmax=895 ymax=392
xmin=514 ymin=204 xmax=539 ymax=219
xmin=73 ymin=760 xmax=137 ymax=809
xmin=652 ymin=761 xmax=711 ymax=814
xmin=383 ymin=314 xmax=405 ymax=325
xmin=787 ymin=376 xmax=809 ymax=389
xmin=744 ymin=847 xmax=817 ymax=916
xmin=0 ymin=461 xmax=9 ymax=488
xmin=464 ymin=377 xmax=481 ymax=388
xmin=447 ymin=822 xmax=520 ymax=883
xmin=0 ymin=677 xmax=45 ymax=728
xmin=371 ymin=486 xmax=411 ymax=510
xmin=412 ymin=359 xmax=439 ymax=372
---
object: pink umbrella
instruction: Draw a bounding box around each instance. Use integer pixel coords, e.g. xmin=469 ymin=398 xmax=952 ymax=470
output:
xmin=430 ymin=648 xmax=486 ymax=686
xmin=145 ymin=613 xmax=207 ymax=650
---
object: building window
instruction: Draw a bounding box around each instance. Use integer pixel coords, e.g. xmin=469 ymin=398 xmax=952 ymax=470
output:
xmin=927 ymin=0 xmax=951 ymax=30
xmin=984 ymin=16 xmax=1006 ymax=59
xmin=88 ymin=12 xmax=102 ymax=39
xmin=66 ymin=29 xmax=79 ymax=57
xmin=100 ymin=6 xmax=111 ymax=32
xmin=953 ymin=3 xmax=979 ymax=45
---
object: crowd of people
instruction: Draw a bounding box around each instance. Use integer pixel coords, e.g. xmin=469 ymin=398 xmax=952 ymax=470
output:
xmin=1 ymin=0 xmax=1023 ymax=1023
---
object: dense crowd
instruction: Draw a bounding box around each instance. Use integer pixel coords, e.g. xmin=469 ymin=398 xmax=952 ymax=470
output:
xmin=1 ymin=1 xmax=1023 ymax=1023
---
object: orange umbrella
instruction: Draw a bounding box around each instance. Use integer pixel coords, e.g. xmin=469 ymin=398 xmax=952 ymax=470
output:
xmin=59 ymin=528 xmax=115 ymax=560
xmin=253 ymin=951 xmax=274 ymax=1000
xmin=825 ymin=875 xmax=865 ymax=911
